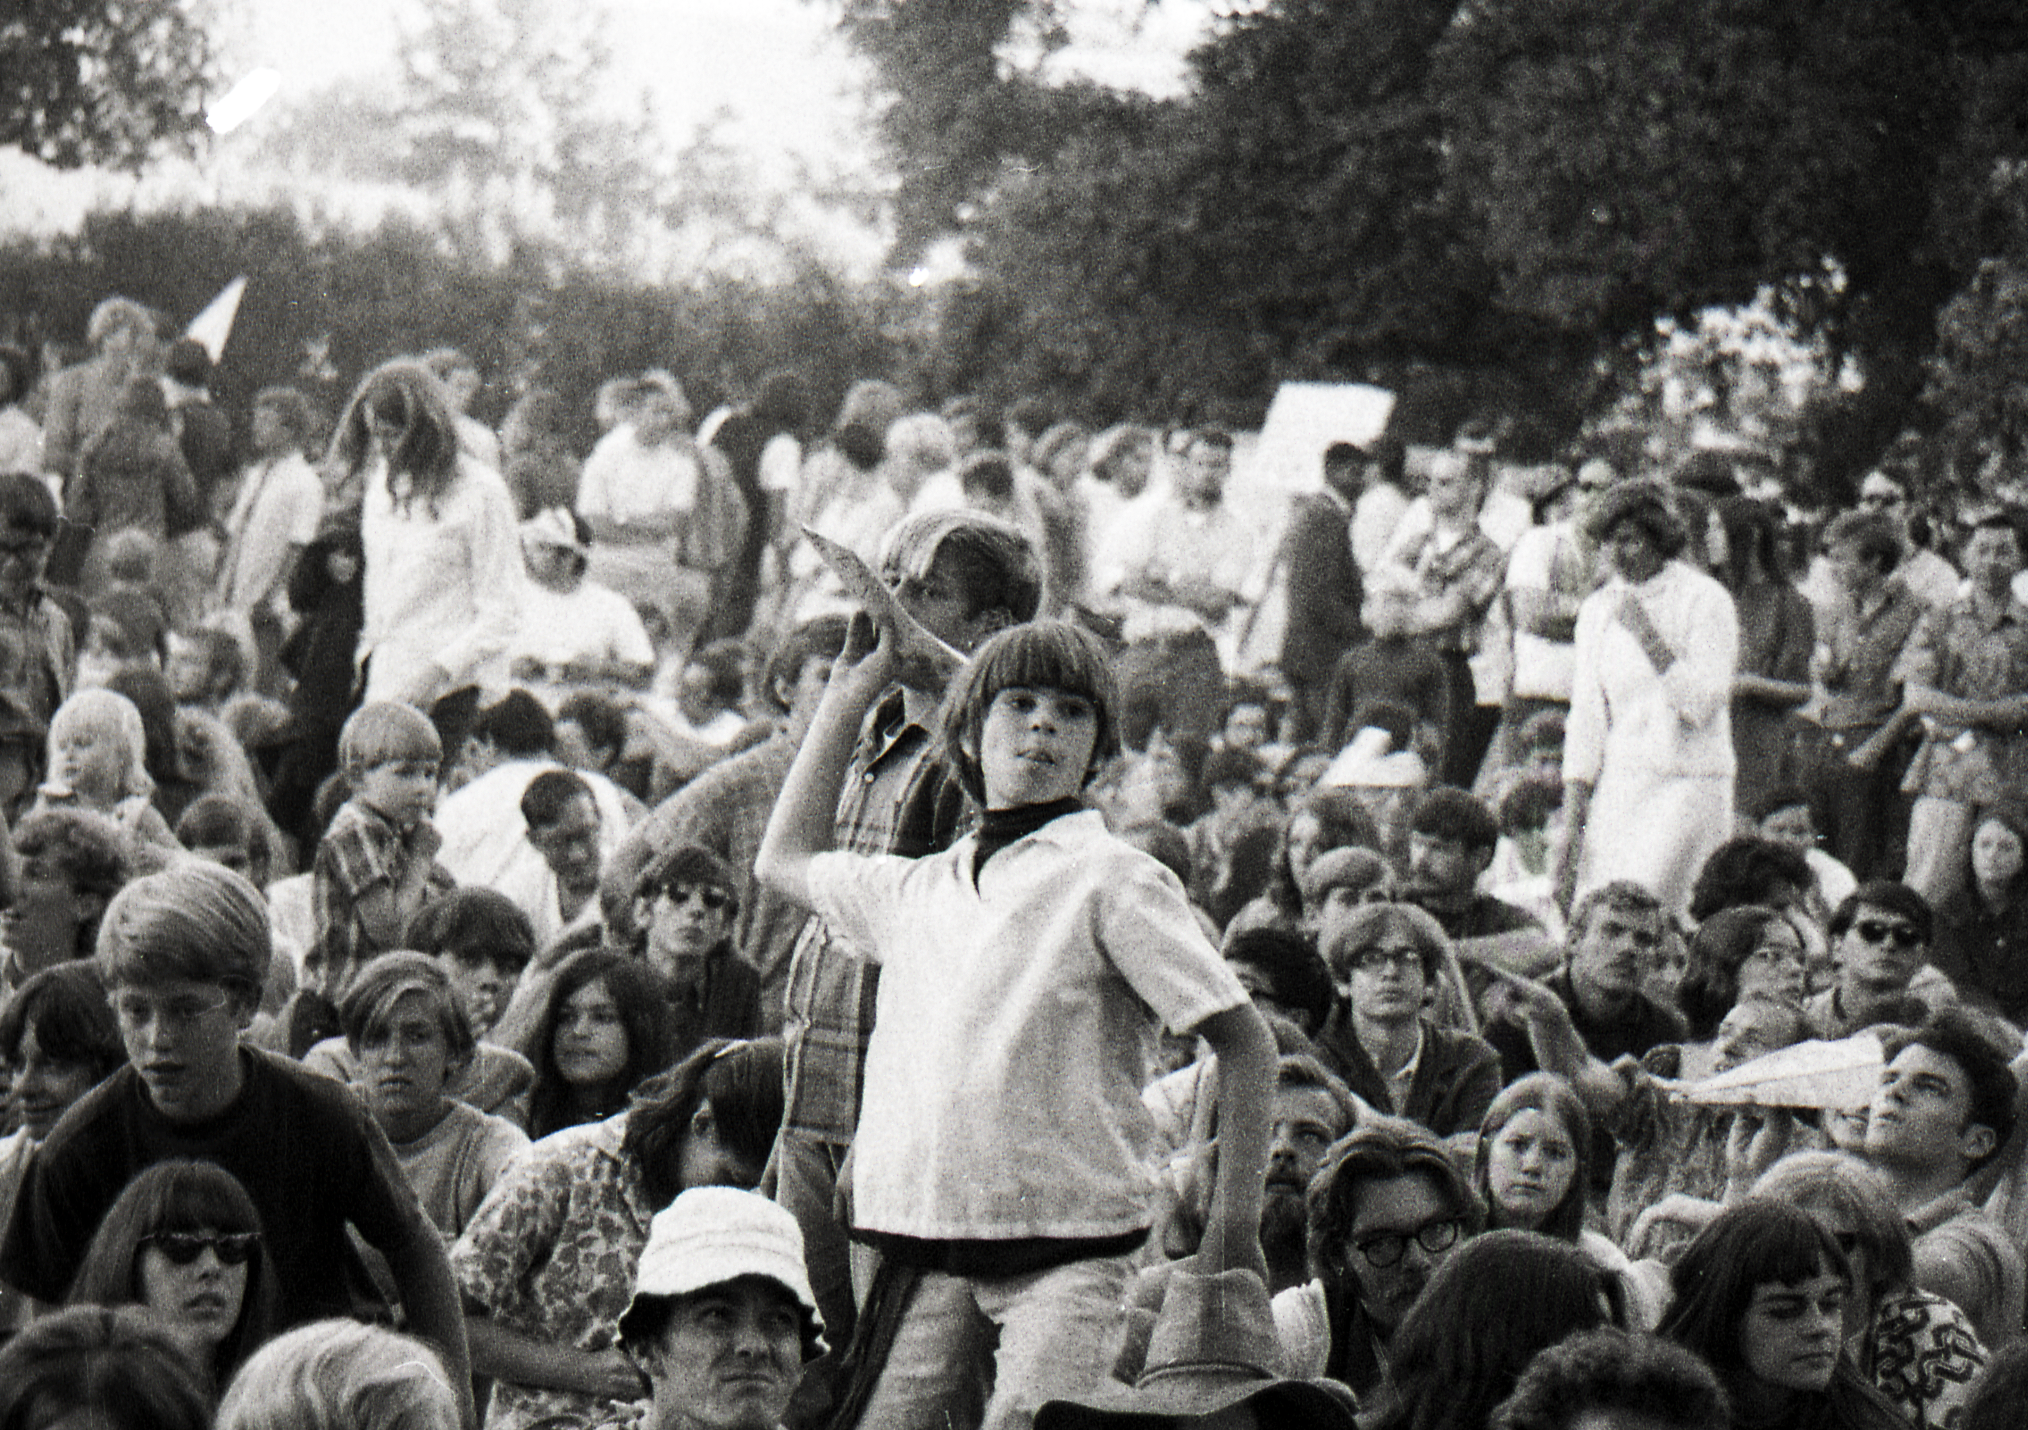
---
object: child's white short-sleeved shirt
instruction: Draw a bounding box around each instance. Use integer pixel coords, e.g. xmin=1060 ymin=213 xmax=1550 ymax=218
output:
xmin=806 ymin=810 xmax=1248 ymax=1242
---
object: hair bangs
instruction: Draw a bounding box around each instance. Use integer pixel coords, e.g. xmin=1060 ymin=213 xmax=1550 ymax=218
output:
xmin=153 ymin=1163 xmax=262 ymax=1237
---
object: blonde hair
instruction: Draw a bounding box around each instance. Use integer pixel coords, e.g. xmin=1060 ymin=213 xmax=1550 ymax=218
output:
xmin=48 ymin=688 xmax=152 ymax=802
xmin=215 ymin=1320 xmax=459 ymax=1430
xmin=339 ymin=701 xmax=442 ymax=776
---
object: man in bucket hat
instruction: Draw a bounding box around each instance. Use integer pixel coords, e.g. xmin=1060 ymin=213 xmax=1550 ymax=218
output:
xmin=612 ymin=1186 xmax=826 ymax=1430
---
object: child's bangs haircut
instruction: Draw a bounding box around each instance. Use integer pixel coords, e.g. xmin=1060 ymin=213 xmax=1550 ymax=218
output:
xmin=0 ymin=962 xmax=122 ymax=1077
xmin=339 ymin=951 xmax=475 ymax=1062
xmin=403 ymin=887 xmax=536 ymax=975
xmin=339 ymin=701 xmax=442 ymax=776
xmin=96 ymin=861 xmax=270 ymax=1000
xmin=940 ymin=620 xmax=1120 ymax=806
xmin=47 ymin=690 xmax=150 ymax=799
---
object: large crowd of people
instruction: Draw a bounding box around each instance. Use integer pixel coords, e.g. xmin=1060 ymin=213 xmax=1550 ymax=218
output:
xmin=2 ymin=294 xmax=2028 ymax=1430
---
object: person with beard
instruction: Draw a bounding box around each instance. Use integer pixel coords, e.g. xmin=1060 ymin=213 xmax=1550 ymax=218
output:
xmin=1401 ymin=785 xmax=1545 ymax=941
xmin=1272 ymin=1115 xmax=1483 ymax=1398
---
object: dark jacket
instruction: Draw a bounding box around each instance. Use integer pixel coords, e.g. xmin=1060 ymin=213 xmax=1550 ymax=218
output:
xmin=1277 ymin=489 xmax=1365 ymax=697
xmin=1315 ymin=1009 xmax=1502 ymax=1137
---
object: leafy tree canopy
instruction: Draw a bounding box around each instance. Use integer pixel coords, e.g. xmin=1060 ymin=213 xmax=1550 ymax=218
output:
xmin=0 ymin=0 xmax=218 ymax=170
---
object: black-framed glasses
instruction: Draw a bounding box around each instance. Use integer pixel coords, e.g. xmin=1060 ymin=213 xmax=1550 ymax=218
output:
xmin=1853 ymin=919 xmax=1922 ymax=950
xmin=143 ymin=1231 xmax=260 ymax=1266
xmin=1352 ymin=945 xmax=1426 ymax=974
xmin=660 ymin=886 xmax=731 ymax=912
xmin=1354 ymin=1218 xmax=1461 ymax=1268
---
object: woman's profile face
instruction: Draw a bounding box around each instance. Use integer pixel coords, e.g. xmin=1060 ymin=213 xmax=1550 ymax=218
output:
xmin=1485 ymin=1106 xmax=1578 ymax=1230
xmin=137 ymin=1226 xmax=251 ymax=1356
xmin=1972 ymin=819 xmax=2025 ymax=891
xmin=554 ymin=977 xmax=629 ymax=1089
xmin=1738 ymin=1261 xmax=1845 ymax=1394
xmin=1736 ymin=918 xmax=1808 ymax=1006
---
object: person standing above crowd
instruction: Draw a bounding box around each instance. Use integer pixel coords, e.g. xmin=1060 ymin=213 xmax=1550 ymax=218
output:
xmin=0 ymin=343 xmax=42 ymax=474
xmin=40 ymin=295 xmax=156 ymax=484
xmin=1273 ymin=441 xmax=1367 ymax=740
xmin=212 ymin=385 xmax=325 ymax=693
xmin=331 ymin=358 xmax=523 ymax=711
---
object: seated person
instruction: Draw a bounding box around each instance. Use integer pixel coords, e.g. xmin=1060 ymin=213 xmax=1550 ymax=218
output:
xmin=1484 ymin=772 xmax=1566 ymax=941
xmin=1222 ymin=926 xmax=1333 ymax=1038
xmin=1754 ymin=785 xmax=1858 ymax=922
xmin=1273 ymin=1115 xmax=1484 ymax=1397
xmin=5 ymin=808 xmax=134 ymax=989
xmin=337 ymin=952 xmax=529 ymax=1236
xmin=1805 ymin=881 xmax=1935 ymax=1039
xmin=509 ymin=508 xmax=656 ymax=692
xmin=1401 ymin=785 xmax=1544 ymax=942
xmin=1313 ymin=902 xmax=1501 ymax=1138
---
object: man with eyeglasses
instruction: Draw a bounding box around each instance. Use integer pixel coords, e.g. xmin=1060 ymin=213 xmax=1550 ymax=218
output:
xmin=1273 ymin=1114 xmax=1483 ymax=1396
xmin=1805 ymin=882 xmax=1936 ymax=1040
xmin=1314 ymin=903 xmax=1501 ymax=1138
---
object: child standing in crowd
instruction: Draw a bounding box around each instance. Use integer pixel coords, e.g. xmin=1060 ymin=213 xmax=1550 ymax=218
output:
xmin=33 ymin=688 xmax=180 ymax=848
xmin=311 ymin=701 xmax=455 ymax=1002
xmin=755 ymin=619 xmax=1274 ymax=1430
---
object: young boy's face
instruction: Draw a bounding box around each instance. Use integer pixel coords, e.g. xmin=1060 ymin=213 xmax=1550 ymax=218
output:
xmin=356 ymin=757 xmax=438 ymax=830
xmin=358 ymin=989 xmax=460 ymax=1139
xmin=110 ymin=976 xmax=251 ymax=1123
xmin=439 ymin=950 xmax=515 ymax=1038
xmin=641 ymin=883 xmax=736 ymax=976
xmin=52 ymin=720 xmax=124 ymax=804
xmin=973 ymin=685 xmax=1098 ymax=810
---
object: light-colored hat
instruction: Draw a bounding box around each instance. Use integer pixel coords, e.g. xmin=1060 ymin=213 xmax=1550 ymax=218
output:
xmin=520 ymin=506 xmax=586 ymax=555
xmin=617 ymin=1187 xmax=827 ymax=1358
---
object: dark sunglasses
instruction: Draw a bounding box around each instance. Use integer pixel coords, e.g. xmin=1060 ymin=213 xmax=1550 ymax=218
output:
xmin=660 ymin=886 xmax=730 ymax=912
xmin=144 ymin=1231 xmax=260 ymax=1266
xmin=1853 ymin=919 xmax=1922 ymax=950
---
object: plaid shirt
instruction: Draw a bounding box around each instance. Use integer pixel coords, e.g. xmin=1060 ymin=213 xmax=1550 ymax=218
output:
xmin=1895 ymin=592 xmax=2028 ymax=803
xmin=780 ymin=687 xmax=969 ymax=1141
xmin=313 ymin=798 xmax=455 ymax=990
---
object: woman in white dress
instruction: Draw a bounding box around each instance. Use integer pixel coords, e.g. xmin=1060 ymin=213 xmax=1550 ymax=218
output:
xmin=1556 ymin=480 xmax=1738 ymax=917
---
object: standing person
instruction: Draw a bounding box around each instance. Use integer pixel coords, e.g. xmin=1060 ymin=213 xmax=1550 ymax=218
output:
xmin=1715 ymin=496 xmax=1814 ymax=808
xmin=0 ymin=861 xmax=474 ymax=1418
xmin=753 ymin=619 xmax=1275 ymax=1430
xmin=422 ymin=345 xmax=500 ymax=469
xmin=1809 ymin=510 xmax=1927 ymax=881
xmin=68 ymin=376 xmax=202 ymax=568
xmin=1658 ymin=1199 xmax=1907 ymax=1430
xmin=1555 ymin=481 xmax=1738 ymax=917
xmin=767 ymin=510 xmax=1040 ymax=1363
xmin=700 ymin=371 xmax=809 ymax=643
xmin=159 ymin=338 xmax=235 ymax=517
xmin=330 ymin=358 xmax=523 ymax=709
xmin=0 ymin=472 xmax=75 ymax=755
xmin=212 ymin=386 xmax=325 ymax=695
xmin=1111 ymin=428 xmax=1257 ymax=742
xmin=40 ymin=296 xmax=157 ymax=485
xmin=1274 ymin=441 xmax=1367 ymax=741
xmin=1893 ymin=512 xmax=2028 ymax=912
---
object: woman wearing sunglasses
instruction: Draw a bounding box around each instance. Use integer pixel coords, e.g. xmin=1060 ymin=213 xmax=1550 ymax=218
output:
xmin=65 ymin=1159 xmax=278 ymax=1395
xmin=633 ymin=843 xmax=761 ymax=1059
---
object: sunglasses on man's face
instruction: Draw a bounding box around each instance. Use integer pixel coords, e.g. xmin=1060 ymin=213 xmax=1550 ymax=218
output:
xmin=143 ymin=1231 xmax=260 ymax=1266
xmin=658 ymin=885 xmax=731 ymax=912
xmin=1852 ymin=918 xmax=1922 ymax=951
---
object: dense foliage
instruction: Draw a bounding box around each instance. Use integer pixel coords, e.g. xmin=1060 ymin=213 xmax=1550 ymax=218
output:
xmin=0 ymin=0 xmax=217 ymax=170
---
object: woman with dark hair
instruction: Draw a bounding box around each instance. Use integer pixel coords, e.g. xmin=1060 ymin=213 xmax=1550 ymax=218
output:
xmin=0 ymin=1303 xmax=212 ymax=1430
xmin=1754 ymin=1153 xmax=1987 ymax=1430
xmin=525 ymin=947 xmax=676 ymax=1140
xmin=1716 ymin=496 xmax=1816 ymax=810
xmin=1659 ymin=1199 xmax=1905 ymax=1429
xmin=1556 ymin=479 xmax=1739 ymax=916
xmin=1678 ymin=905 xmax=1809 ymax=1043
xmin=65 ymin=1160 xmax=280 ymax=1394
xmin=329 ymin=359 xmax=523 ymax=709
xmin=1366 ymin=1229 xmax=1625 ymax=1430
xmin=1930 ymin=803 xmax=2028 ymax=1024
xmin=450 ymin=1036 xmax=786 ymax=1430
xmin=1474 ymin=1073 xmax=1664 ymax=1327
xmin=1228 ymin=788 xmax=1381 ymax=937
xmin=69 ymin=375 xmax=202 ymax=559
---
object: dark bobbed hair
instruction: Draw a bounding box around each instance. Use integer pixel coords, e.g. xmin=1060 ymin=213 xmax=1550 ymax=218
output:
xmin=0 ymin=960 xmax=121 ymax=1080
xmin=66 ymin=1160 xmax=280 ymax=1383
xmin=1879 ymin=1009 xmax=2019 ymax=1170
xmin=1262 ymin=788 xmax=1382 ymax=917
xmin=339 ymin=951 xmax=477 ymax=1063
xmin=1221 ymin=926 xmax=1332 ymax=1030
xmin=1474 ymin=1073 xmax=1593 ymax=1243
xmin=1678 ymin=905 xmax=1793 ymax=1041
xmin=1715 ymin=495 xmax=1789 ymax=589
xmin=1829 ymin=881 xmax=1933 ymax=946
xmin=528 ymin=948 xmax=676 ymax=1139
xmin=762 ymin=615 xmax=850 ymax=715
xmin=1658 ymin=1198 xmax=1850 ymax=1382
xmin=939 ymin=621 xmax=1120 ymax=808
xmin=555 ymin=690 xmax=627 ymax=757
xmin=1750 ymin=1152 xmax=1915 ymax=1307
xmin=1372 ymin=1229 xmax=1623 ymax=1430
xmin=0 ymin=1304 xmax=212 ymax=1430
xmin=1409 ymin=785 xmax=1500 ymax=852
xmin=469 ymin=688 xmax=554 ymax=759
xmin=1308 ymin=1115 xmax=1485 ymax=1287
xmin=402 ymin=886 xmax=536 ymax=975
xmin=1686 ymin=837 xmax=1811 ymax=923
xmin=0 ymin=469 xmax=59 ymax=542
xmin=520 ymin=768 xmax=593 ymax=832
xmin=1489 ymin=1327 xmax=1730 ymax=1430
xmin=328 ymin=359 xmax=462 ymax=508
xmin=621 ymin=1036 xmax=787 ymax=1211
xmin=1821 ymin=510 xmax=1902 ymax=574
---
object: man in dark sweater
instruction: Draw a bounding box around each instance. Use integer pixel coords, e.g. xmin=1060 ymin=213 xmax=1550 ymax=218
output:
xmin=1400 ymin=785 xmax=1543 ymax=942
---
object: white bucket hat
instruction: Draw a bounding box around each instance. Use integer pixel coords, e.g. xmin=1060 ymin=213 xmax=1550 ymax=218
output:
xmin=617 ymin=1187 xmax=827 ymax=1358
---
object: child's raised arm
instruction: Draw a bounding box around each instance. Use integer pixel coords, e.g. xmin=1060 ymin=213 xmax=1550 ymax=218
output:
xmin=1190 ymin=1000 xmax=1275 ymax=1282
xmin=754 ymin=614 xmax=899 ymax=908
